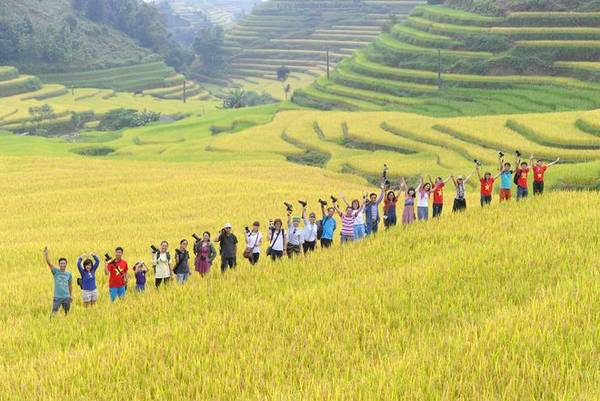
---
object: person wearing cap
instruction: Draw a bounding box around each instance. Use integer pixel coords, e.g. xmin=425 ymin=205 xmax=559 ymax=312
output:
xmin=301 ymin=205 xmax=318 ymax=253
xmin=216 ymin=223 xmax=238 ymax=272
xmin=286 ymin=210 xmax=304 ymax=258
xmin=451 ymin=168 xmax=475 ymax=212
xmin=244 ymin=222 xmax=263 ymax=265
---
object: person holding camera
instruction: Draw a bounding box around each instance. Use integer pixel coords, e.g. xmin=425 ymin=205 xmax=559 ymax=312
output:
xmin=216 ymin=224 xmax=238 ymax=272
xmin=193 ymin=232 xmax=217 ymax=276
xmin=267 ymin=218 xmax=286 ymax=260
xmin=318 ymin=198 xmax=337 ymax=248
xmin=383 ymin=189 xmax=399 ymax=227
xmin=244 ymin=222 xmax=263 ymax=265
xmin=152 ymin=241 xmax=172 ymax=288
xmin=133 ymin=261 xmax=148 ymax=292
xmin=364 ymin=184 xmax=385 ymax=235
xmin=287 ymin=211 xmax=304 ymax=258
xmin=173 ymin=239 xmax=190 ymax=284
xmin=300 ymin=202 xmax=318 ymax=253
xmin=476 ymin=163 xmax=501 ymax=207
xmin=43 ymin=247 xmax=73 ymax=316
xmin=532 ymin=155 xmax=559 ymax=195
xmin=105 ymin=247 xmax=128 ymax=302
xmin=498 ymin=153 xmax=514 ymax=202
xmin=429 ymin=175 xmax=451 ymax=218
xmin=451 ymin=170 xmax=474 ymax=212
xmin=334 ymin=203 xmax=357 ymax=243
xmin=515 ymin=153 xmax=533 ymax=201
xmin=76 ymin=252 xmax=100 ymax=307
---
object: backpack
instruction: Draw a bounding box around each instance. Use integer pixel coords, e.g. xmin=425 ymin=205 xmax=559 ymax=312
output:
xmin=317 ymin=216 xmax=329 ymax=240
xmin=156 ymin=251 xmax=170 ymax=262
xmin=513 ymin=170 xmax=519 ymax=186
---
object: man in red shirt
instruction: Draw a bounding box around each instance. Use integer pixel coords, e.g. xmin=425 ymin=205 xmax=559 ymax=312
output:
xmin=532 ymin=156 xmax=560 ymax=195
xmin=428 ymin=175 xmax=451 ymax=218
xmin=476 ymin=164 xmax=501 ymax=207
xmin=515 ymin=154 xmax=532 ymax=201
xmin=105 ymin=247 xmax=128 ymax=302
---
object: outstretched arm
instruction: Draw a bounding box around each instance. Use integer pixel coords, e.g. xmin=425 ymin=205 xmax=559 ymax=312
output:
xmin=334 ymin=203 xmax=343 ymax=217
xmin=499 ymin=156 xmax=504 ymax=171
xmin=548 ymin=157 xmax=560 ymax=167
xmin=443 ymin=175 xmax=452 ymax=184
xmin=529 ymin=154 xmax=534 ymax=167
xmin=416 ymin=176 xmax=423 ymax=192
xmin=340 ymin=193 xmax=350 ymax=207
xmin=428 ymin=175 xmax=434 ymax=188
xmin=376 ymin=184 xmax=385 ymax=204
xmin=451 ymin=175 xmax=457 ymax=187
xmin=43 ymin=247 xmax=53 ymax=271
xmin=464 ymin=170 xmax=475 ymax=184
xmin=476 ymin=165 xmax=482 ymax=180
xmin=77 ymin=255 xmax=84 ymax=273
xmin=493 ymin=171 xmax=502 ymax=180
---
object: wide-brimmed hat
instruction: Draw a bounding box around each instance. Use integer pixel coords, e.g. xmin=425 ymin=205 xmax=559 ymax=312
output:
xmin=223 ymin=223 xmax=232 ymax=229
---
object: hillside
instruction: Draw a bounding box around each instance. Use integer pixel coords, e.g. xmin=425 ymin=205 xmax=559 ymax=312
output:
xmin=0 ymin=0 xmax=154 ymax=73
xmin=1 ymin=151 xmax=598 ymax=399
xmin=221 ymin=0 xmax=425 ymax=95
xmin=445 ymin=0 xmax=600 ymax=15
xmin=293 ymin=4 xmax=600 ymax=115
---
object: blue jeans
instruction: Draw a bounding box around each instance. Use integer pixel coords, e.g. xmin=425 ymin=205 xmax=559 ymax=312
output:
xmin=365 ymin=219 xmax=379 ymax=235
xmin=417 ymin=206 xmax=428 ymax=221
xmin=432 ymin=203 xmax=443 ymax=218
xmin=517 ymin=186 xmax=528 ymax=200
xmin=109 ymin=286 xmax=126 ymax=302
xmin=176 ymin=273 xmax=189 ymax=284
xmin=353 ymin=224 xmax=366 ymax=240
xmin=340 ymin=234 xmax=353 ymax=243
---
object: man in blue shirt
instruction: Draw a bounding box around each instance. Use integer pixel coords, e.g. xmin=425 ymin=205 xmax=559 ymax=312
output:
xmin=364 ymin=185 xmax=385 ymax=235
xmin=320 ymin=203 xmax=337 ymax=248
xmin=498 ymin=156 xmax=513 ymax=202
xmin=44 ymin=247 xmax=73 ymax=316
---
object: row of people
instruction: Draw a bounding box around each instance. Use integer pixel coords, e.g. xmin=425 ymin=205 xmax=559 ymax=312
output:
xmin=43 ymin=153 xmax=559 ymax=315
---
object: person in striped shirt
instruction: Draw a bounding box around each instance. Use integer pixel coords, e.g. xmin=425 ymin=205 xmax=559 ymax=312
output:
xmin=334 ymin=203 xmax=356 ymax=243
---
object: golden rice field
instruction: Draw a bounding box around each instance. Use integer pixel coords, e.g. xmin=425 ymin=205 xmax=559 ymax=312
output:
xmin=1 ymin=153 xmax=599 ymax=400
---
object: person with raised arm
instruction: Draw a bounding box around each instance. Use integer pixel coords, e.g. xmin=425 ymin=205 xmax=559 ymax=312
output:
xmin=318 ymin=199 xmax=337 ymax=248
xmin=383 ymin=188 xmax=399 ymax=228
xmin=531 ymin=155 xmax=559 ymax=195
xmin=76 ymin=252 xmax=100 ymax=306
xmin=476 ymin=163 xmax=501 ymax=207
xmin=286 ymin=209 xmax=304 ymax=258
xmin=334 ymin=200 xmax=356 ymax=243
xmin=216 ymin=224 xmax=238 ymax=272
xmin=105 ymin=247 xmax=128 ymax=302
xmin=152 ymin=240 xmax=172 ymax=287
xmin=301 ymin=203 xmax=318 ymax=253
xmin=364 ymin=184 xmax=385 ymax=235
xmin=416 ymin=177 xmax=432 ymax=221
xmin=340 ymin=192 xmax=367 ymax=240
xmin=244 ymin=222 xmax=263 ymax=265
xmin=43 ymin=247 xmax=72 ymax=316
xmin=429 ymin=175 xmax=451 ymax=218
xmin=451 ymin=167 xmax=475 ymax=212
xmin=400 ymin=177 xmax=416 ymax=225
xmin=514 ymin=152 xmax=532 ymax=201
xmin=498 ymin=153 xmax=514 ymax=202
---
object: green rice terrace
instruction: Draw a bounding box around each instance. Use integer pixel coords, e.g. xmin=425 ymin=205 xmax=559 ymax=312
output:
xmin=293 ymin=4 xmax=600 ymax=116
xmin=223 ymin=0 xmax=425 ymax=95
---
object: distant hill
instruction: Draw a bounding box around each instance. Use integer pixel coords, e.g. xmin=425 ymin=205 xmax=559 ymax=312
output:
xmin=444 ymin=0 xmax=600 ymax=15
xmin=293 ymin=4 xmax=600 ymax=116
xmin=0 ymin=0 xmax=166 ymax=73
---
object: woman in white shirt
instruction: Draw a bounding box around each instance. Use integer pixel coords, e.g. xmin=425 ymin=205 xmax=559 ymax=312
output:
xmin=301 ymin=207 xmax=318 ymax=253
xmin=245 ymin=221 xmax=263 ymax=265
xmin=416 ymin=177 xmax=431 ymax=221
xmin=267 ymin=218 xmax=286 ymax=261
xmin=152 ymin=240 xmax=171 ymax=288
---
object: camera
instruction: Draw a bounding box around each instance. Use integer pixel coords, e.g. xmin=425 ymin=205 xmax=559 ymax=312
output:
xmin=498 ymin=151 xmax=504 ymax=158
xmin=192 ymin=233 xmax=201 ymax=241
xmin=298 ymin=200 xmax=307 ymax=208
xmin=150 ymin=245 xmax=159 ymax=253
xmin=284 ymin=202 xmax=293 ymax=212
xmin=104 ymin=253 xmax=112 ymax=263
xmin=318 ymin=198 xmax=328 ymax=206
xmin=268 ymin=219 xmax=274 ymax=228
xmin=245 ymin=226 xmax=250 ymax=233
xmin=330 ymin=195 xmax=338 ymax=203
xmin=474 ymin=159 xmax=481 ymax=166
xmin=515 ymin=150 xmax=522 ymax=157
xmin=382 ymin=164 xmax=391 ymax=188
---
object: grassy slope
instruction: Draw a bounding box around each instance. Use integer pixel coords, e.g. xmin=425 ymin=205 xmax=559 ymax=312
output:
xmin=0 ymin=155 xmax=597 ymax=400
xmin=1 ymin=0 xmax=153 ymax=73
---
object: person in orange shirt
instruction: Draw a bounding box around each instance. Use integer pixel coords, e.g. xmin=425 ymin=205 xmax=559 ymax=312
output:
xmin=531 ymin=156 xmax=560 ymax=195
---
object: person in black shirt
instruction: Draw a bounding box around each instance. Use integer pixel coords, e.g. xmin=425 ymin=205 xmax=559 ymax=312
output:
xmin=216 ymin=223 xmax=238 ymax=272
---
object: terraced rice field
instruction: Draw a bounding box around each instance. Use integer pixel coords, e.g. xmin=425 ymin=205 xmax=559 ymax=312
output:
xmin=294 ymin=5 xmax=600 ymax=115
xmin=0 ymin=66 xmax=216 ymax=134
xmin=222 ymin=0 xmax=424 ymax=90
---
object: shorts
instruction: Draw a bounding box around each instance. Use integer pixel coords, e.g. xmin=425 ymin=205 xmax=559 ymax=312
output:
xmin=499 ymin=188 xmax=511 ymax=202
xmin=303 ymin=241 xmax=317 ymax=253
xmin=353 ymin=224 xmax=366 ymax=240
xmin=320 ymin=238 xmax=333 ymax=248
xmin=432 ymin=203 xmax=443 ymax=218
xmin=517 ymin=186 xmax=528 ymax=200
xmin=52 ymin=297 xmax=71 ymax=315
xmin=82 ymin=289 xmax=98 ymax=303
xmin=533 ymin=181 xmax=544 ymax=195
xmin=109 ymin=286 xmax=126 ymax=302
xmin=176 ymin=273 xmax=189 ymax=284
xmin=341 ymin=234 xmax=353 ymax=243
xmin=287 ymin=244 xmax=302 ymax=258
xmin=417 ymin=206 xmax=428 ymax=221
xmin=480 ymin=195 xmax=492 ymax=207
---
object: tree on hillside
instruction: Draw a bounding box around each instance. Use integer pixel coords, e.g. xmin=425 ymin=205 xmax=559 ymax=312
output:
xmin=277 ymin=65 xmax=290 ymax=81
xmin=192 ymin=26 xmax=226 ymax=72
